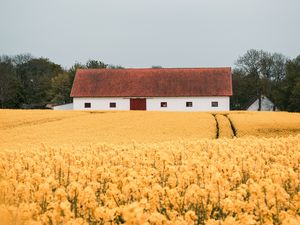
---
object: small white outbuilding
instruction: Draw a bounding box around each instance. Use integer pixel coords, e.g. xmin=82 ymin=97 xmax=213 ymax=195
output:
xmin=69 ymin=68 xmax=232 ymax=111
xmin=53 ymin=103 xmax=73 ymax=110
xmin=247 ymin=95 xmax=278 ymax=111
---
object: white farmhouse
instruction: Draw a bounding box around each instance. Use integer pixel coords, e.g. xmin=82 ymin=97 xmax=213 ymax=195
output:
xmin=70 ymin=68 xmax=232 ymax=111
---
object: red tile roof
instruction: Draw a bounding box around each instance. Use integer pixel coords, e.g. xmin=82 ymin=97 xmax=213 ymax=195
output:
xmin=70 ymin=68 xmax=232 ymax=97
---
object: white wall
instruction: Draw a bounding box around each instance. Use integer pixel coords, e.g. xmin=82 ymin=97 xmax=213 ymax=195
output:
xmin=73 ymin=97 xmax=130 ymax=110
xmin=147 ymin=97 xmax=229 ymax=111
xmin=73 ymin=97 xmax=230 ymax=111
xmin=53 ymin=103 xmax=73 ymax=110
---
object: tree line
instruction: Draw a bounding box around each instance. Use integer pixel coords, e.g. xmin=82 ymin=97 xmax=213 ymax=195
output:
xmin=0 ymin=50 xmax=299 ymax=111
xmin=231 ymin=49 xmax=300 ymax=112
xmin=0 ymin=54 xmax=122 ymax=109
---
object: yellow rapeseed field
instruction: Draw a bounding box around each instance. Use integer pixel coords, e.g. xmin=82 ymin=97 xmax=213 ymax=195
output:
xmin=0 ymin=110 xmax=216 ymax=149
xmin=228 ymin=111 xmax=300 ymax=138
xmin=0 ymin=110 xmax=300 ymax=225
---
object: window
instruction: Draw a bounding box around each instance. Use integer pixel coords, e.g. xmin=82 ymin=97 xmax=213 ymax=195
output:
xmin=186 ymin=102 xmax=193 ymax=107
xmin=160 ymin=102 xmax=167 ymax=107
xmin=84 ymin=102 xmax=91 ymax=108
xmin=109 ymin=102 xmax=116 ymax=108
xmin=211 ymin=101 xmax=218 ymax=107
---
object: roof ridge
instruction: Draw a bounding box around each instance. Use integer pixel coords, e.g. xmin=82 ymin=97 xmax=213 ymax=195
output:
xmin=77 ymin=67 xmax=231 ymax=71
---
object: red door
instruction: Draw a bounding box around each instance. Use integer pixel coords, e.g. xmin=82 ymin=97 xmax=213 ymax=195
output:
xmin=130 ymin=98 xmax=146 ymax=110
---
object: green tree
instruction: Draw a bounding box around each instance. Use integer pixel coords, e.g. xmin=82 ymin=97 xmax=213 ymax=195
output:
xmin=151 ymin=65 xmax=163 ymax=68
xmin=234 ymin=49 xmax=287 ymax=110
xmin=86 ymin=59 xmax=107 ymax=69
xmin=0 ymin=61 xmax=22 ymax=108
xmin=288 ymin=78 xmax=300 ymax=111
xmin=230 ymin=68 xmax=257 ymax=110
xmin=48 ymin=73 xmax=71 ymax=104
xmin=12 ymin=54 xmax=33 ymax=66
xmin=284 ymin=56 xmax=300 ymax=111
xmin=16 ymin=58 xmax=63 ymax=107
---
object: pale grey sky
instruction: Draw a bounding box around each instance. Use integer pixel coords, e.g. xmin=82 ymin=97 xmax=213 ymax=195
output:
xmin=1 ymin=0 xmax=299 ymax=69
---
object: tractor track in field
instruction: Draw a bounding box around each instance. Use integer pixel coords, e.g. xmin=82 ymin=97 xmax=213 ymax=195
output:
xmin=224 ymin=114 xmax=237 ymax=137
xmin=212 ymin=113 xmax=237 ymax=139
xmin=0 ymin=114 xmax=88 ymax=131
xmin=212 ymin=114 xmax=219 ymax=139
